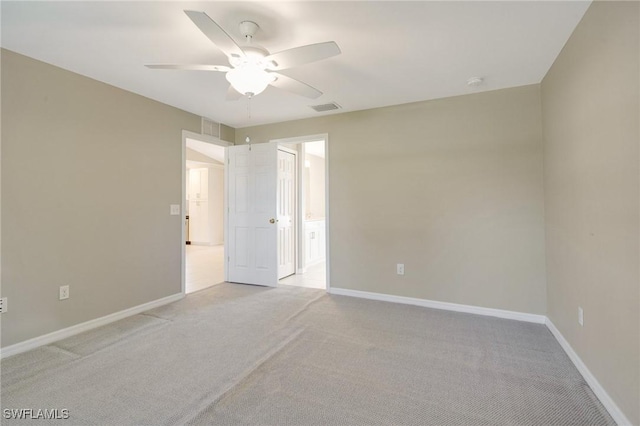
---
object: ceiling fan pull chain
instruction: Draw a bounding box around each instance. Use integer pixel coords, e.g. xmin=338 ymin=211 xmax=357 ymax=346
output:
xmin=247 ymin=96 xmax=252 ymax=120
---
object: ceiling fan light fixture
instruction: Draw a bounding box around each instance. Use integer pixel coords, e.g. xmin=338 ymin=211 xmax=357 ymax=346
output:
xmin=226 ymin=65 xmax=275 ymax=97
xmin=147 ymin=11 xmax=341 ymax=100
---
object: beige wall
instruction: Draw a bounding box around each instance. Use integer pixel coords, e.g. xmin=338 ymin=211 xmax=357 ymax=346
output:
xmin=220 ymin=124 xmax=235 ymax=144
xmin=541 ymin=2 xmax=639 ymax=423
xmin=1 ymin=50 xmax=201 ymax=347
xmin=237 ymin=85 xmax=547 ymax=314
xmin=2 ymin=5 xmax=635 ymax=419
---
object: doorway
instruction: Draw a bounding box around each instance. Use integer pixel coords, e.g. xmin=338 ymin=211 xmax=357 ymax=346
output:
xmin=276 ymin=138 xmax=328 ymax=290
xmin=181 ymin=131 xmax=230 ymax=294
xmin=224 ymin=134 xmax=330 ymax=290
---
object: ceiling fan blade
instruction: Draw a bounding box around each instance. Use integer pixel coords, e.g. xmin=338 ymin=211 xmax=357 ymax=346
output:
xmin=145 ymin=64 xmax=230 ymax=72
xmin=265 ymin=41 xmax=341 ymax=71
xmin=184 ymin=10 xmax=245 ymax=59
xmin=269 ymin=73 xmax=322 ymax=99
xmin=226 ymin=85 xmax=243 ymax=101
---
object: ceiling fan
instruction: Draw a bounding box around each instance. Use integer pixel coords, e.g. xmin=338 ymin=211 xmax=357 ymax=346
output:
xmin=146 ymin=10 xmax=341 ymax=100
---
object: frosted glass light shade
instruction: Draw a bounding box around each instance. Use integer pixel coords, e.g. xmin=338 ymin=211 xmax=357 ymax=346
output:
xmin=226 ymin=65 xmax=274 ymax=97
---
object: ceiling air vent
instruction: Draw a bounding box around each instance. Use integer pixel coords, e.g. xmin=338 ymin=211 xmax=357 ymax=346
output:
xmin=201 ymin=117 xmax=220 ymax=138
xmin=310 ymin=102 xmax=341 ymax=113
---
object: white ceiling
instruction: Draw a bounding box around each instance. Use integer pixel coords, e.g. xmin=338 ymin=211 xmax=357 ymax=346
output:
xmin=1 ymin=1 xmax=590 ymax=129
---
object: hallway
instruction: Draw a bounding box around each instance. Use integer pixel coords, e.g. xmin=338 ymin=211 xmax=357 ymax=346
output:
xmin=186 ymin=245 xmax=224 ymax=293
xmin=279 ymin=261 xmax=326 ymax=289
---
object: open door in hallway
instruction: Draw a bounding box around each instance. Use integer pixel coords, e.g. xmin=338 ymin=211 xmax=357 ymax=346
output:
xmin=226 ymin=143 xmax=278 ymax=286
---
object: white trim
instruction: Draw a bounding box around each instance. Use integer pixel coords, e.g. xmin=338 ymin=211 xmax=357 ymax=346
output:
xmin=223 ymin=147 xmax=229 ymax=283
xmin=324 ymin=135 xmax=331 ymax=292
xmin=0 ymin=293 xmax=184 ymax=359
xmin=545 ymin=318 xmax=632 ymax=426
xmin=329 ymin=287 xmax=546 ymax=324
xmin=298 ymin=143 xmax=306 ymax=273
xmin=328 ymin=288 xmax=630 ymax=424
xmin=181 ymin=131 xmax=186 ymax=294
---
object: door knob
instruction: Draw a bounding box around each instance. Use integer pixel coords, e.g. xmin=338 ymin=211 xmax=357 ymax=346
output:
xmin=269 ymin=218 xmax=276 ymax=224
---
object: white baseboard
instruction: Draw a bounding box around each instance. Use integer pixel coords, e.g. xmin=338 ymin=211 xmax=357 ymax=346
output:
xmin=329 ymin=287 xmax=546 ymax=324
xmin=545 ymin=318 xmax=631 ymax=426
xmin=329 ymin=288 xmax=629 ymax=424
xmin=0 ymin=293 xmax=184 ymax=359
xmin=0 ymin=286 xmax=630 ymax=425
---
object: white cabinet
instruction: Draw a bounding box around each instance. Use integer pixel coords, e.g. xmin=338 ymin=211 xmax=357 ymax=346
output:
xmin=188 ymin=168 xmax=208 ymax=201
xmin=304 ymin=219 xmax=325 ymax=266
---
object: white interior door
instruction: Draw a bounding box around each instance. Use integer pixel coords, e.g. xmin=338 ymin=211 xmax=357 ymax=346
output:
xmin=277 ymin=149 xmax=296 ymax=279
xmin=226 ymin=143 xmax=278 ymax=286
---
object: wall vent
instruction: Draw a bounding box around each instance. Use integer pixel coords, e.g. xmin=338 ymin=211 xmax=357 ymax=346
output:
xmin=201 ymin=117 xmax=220 ymax=138
xmin=310 ymin=102 xmax=341 ymax=113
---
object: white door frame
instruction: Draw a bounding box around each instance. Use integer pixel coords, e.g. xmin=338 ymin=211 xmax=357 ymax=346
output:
xmin=271 ymin=134 xmax=331 ymax=292
xmin=181 ymin=130 xmax=232 ymax=295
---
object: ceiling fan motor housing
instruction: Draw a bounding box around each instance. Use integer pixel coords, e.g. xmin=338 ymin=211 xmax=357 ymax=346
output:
xmin=239 ymin=21 xmax=259 ymax=40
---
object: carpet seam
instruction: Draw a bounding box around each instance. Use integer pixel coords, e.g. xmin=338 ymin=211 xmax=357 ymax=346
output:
xmin=0 ymin=346 xmax=80 ymax=392
xmin=51 ymin=316 xmax=170 ymax=358
xmin=282 ymin=292 xmax=327 ymax=324
xmin=176 ymin=327 xmax=307 ymax=425
xmin=138 ymin=311 xmax=176 ymax=322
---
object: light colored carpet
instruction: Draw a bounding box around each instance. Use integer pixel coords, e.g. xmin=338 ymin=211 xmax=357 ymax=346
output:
xmin=1 ymin=283 xmax=614 ymax=425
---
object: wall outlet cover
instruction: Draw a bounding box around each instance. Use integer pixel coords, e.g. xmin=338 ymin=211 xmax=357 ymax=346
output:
xmin=170 ymin=204 xmax=181 ymax=215
xmin=59 ymin=285 xmax=70 ymax=300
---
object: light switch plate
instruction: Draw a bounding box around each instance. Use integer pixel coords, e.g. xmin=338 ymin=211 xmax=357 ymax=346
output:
xmin=170 ymin=204 xmax=181 ymax=215
xmin=578 ymin=307 xmax=584 ymax=326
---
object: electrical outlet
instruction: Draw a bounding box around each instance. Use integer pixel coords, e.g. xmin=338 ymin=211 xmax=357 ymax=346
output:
xmin=170 ymin=204 xmax=181 ymax=215
xmin=397 ymin=263 xmax=405 ymax=275
xmin=0 ymin=297 xmax=7 ymax=313
xmin=578 ymin=307 xmax=584 ymax=326
xmin=59 ymin=285 xmax=70 ymax=300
